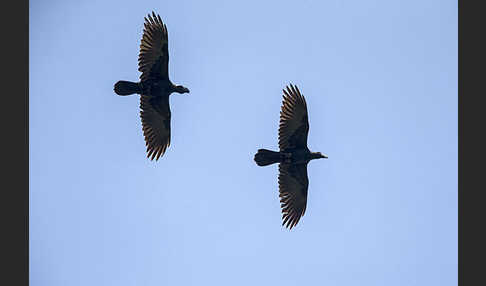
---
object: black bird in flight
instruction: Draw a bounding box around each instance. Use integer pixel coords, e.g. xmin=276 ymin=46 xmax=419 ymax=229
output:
xmin=254 ymin=84 xmax=327 ymax=230
xmin=114 ymin=12 xmax=189 ymax=161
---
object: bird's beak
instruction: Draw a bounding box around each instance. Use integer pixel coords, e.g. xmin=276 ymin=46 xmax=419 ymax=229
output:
xmin=321 ymin=154 xmax=328 ymax=159
xmin=185 ymin=88 xmax=190 ymax=94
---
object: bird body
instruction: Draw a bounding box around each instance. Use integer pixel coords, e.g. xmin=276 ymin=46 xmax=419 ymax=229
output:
xmin=282 ymin=147 xmax=321 ymax=165
xmin=255 ymin=147 xmax=321 ymax=166
xmin=114 ymin=12 xmax=189 ymax=161
xmin=254 ymin=84 xmax=327 ymax=230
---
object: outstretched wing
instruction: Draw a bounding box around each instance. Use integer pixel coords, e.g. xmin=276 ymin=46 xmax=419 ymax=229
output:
xmin=140 ymin=95 xmax=171 ymax=160
xmin=138 ymin=12 xmax=169 ymax=82
xmin=278 ymin=84 xmax=309 ymax=151
xmin=278 ymin=163 xmax=309 ymax=229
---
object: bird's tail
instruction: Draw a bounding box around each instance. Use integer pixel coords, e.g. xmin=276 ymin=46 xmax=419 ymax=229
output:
xmin=114 ymin=80 xmax=142 ymax=96
xmin=254 ymin=149 xmax=283 ymax=167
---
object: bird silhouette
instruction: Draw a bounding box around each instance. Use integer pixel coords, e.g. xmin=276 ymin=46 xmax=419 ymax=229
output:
xmin=254 ymin=84 xmax=327 ymax=229
xmin=114 ymin=12 xmax=189 ymax=160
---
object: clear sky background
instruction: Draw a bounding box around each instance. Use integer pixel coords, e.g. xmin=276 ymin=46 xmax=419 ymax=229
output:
xmin=30 ymin=0 xmax=457 ymax=285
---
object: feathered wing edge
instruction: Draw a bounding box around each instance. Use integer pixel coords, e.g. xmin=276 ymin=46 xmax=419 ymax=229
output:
xmin=278 ymin=163 xmax=309 ymax=230
xmin=140 ymin=95 xmax=171 ymax=161
xmin=278 ymin=84 xmax=309 ymax=151
xmin=138 ymin=11 xmax=169 ymax=82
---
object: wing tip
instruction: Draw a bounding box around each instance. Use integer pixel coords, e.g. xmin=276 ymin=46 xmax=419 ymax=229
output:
xmin=145 ymin=143 xmax=170 ymax=161
xmin=145 ymin=11 xmax=165 ymax=28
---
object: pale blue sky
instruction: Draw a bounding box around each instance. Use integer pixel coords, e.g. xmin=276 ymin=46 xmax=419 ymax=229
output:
xmin=30 ymin=0 xmax=457 ymax=285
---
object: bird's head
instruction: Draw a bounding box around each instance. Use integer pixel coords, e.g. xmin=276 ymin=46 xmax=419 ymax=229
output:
xmin=174 ymin=85 xmax=190 ymax=94
xmin=311 ymin=152 xmax=328 ymax=159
